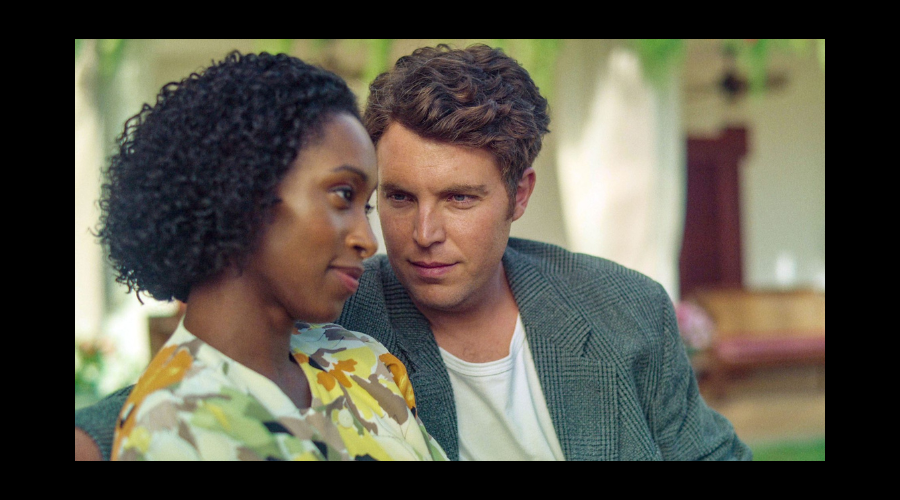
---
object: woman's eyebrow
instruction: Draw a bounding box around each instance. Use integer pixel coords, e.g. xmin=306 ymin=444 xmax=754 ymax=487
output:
xmin=331 ymin=165 xmax=370 ymax=184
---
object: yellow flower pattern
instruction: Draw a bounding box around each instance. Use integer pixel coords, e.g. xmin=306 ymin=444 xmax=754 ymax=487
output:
xmin=112 ymin=322 xmax=447 ymax=461
xmin=379 ymin=352 xmax=418 ymax=415
xmin=111 ymin=343 xmax=193 ymax=460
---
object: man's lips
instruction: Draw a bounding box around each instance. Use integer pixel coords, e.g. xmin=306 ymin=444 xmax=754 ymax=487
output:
xmin=410 ymin=261 xmax=456 ymax=279
xmin=332 ymin=266 xmax=363 ymax=293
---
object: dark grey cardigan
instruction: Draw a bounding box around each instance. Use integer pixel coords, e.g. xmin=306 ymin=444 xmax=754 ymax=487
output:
xmin=75 ymin=237 xmax=750 ymax=461
xmin=336 ymin=238 xmax=751 ymax=461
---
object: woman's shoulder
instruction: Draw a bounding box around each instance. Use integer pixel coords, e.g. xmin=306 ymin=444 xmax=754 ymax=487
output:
xmin=291 ymin=321 xmax=411 ymax=408
xmin=292 ymin=321 xmax=389 ymax=356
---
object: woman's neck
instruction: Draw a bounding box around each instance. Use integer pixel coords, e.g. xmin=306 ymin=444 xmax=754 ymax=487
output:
xmin=183 ymin=272 xmax=312 ymax=409
xmin=182 ymin=272 xmax=297 ymax=383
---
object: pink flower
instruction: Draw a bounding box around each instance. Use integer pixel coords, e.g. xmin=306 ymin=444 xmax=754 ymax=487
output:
xmin=675 ymin=301 xmax=714 ymax=351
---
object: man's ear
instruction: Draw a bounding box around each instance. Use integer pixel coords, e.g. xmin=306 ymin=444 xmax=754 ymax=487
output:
xmin=512 ymin=167 xmax=536 ymax=222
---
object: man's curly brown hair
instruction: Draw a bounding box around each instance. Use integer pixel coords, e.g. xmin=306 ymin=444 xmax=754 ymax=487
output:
xmin=364 ymin=43 xmax=550 ymax=207
xmin=96 ymin=51 xmax=360 ymax=303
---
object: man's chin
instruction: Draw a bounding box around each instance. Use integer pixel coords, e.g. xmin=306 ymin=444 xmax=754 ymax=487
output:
xmin=403 ymin=283 xmax=471 ymax=315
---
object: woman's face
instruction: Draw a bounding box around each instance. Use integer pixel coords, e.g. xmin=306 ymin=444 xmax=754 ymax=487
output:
xmin=246 ymin=112 xmax=378 ymax=323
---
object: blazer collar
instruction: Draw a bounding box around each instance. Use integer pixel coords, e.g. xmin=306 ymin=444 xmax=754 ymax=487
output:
xmin=503 ymin=244 xmax=594 ymax=355
xmin=502 ymin=243 xmax=620 ymax=461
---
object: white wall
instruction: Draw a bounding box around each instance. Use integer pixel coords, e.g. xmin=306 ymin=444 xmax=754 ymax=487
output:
xmin=75 ymin=52 xmax=105 ymax=339
xmin=682 ymin=41 xmax=825 ymax=291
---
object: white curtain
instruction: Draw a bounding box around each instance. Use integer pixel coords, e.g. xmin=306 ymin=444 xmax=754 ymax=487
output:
xmin=554 ymin=40 xmax=685 ymax=300
xmin=75 ymin=41 xmax=169 ymax=393
xmin=75 ymin=50 xmax=106 ymax=339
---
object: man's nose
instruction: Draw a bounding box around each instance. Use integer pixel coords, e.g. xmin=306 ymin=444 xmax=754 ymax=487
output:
xmin=413 ymin=206 xmax=445 ymax=247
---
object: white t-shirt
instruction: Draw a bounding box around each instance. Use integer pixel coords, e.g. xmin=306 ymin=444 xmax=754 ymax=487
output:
xmin=439 ymin=315 xmax=565 ymax=461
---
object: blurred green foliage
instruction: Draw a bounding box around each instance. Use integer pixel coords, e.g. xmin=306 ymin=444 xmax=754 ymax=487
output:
xmin=75 ymin=39 xmax=824 ymax=101
xmin=632 ymin=39 xmax=685 ymax=85
xmin=252 ymin=39 xmax=295 ymax=56
xmin=818 ymin=39 xmax=825 ymax=70
xmin=74 ymin=339 xmax=106 ymax=398
xmin=724 ymin=38 xmax=824 ymax=92
xmin=751 ymin=437 xmax=825 ymax=461
xmin=632 ymin=38 xmax=825 ymax=92
xmin=76 ymin=39 xmax=129 ymax=82
xmin=362 ymin=39 xmax=394 ymax=86
xmin=488 ymin=39 xmax=562 ymax=97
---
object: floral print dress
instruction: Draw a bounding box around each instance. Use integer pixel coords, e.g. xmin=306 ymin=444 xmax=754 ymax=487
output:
xmin=111 ymin=322 xmax=447 ymax=461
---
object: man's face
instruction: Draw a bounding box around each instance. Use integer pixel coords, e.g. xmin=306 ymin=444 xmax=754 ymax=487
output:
xmin=376 ymin=122 xmax=532 ymax=316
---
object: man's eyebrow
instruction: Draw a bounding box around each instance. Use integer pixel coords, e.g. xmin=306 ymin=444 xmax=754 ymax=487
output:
xmin=441 ymin=184 xmax=489 ymax=196
xmin=378 ymin=181 xmax=406 ymax=193
xmin=378 ymin=182 xmax=490 ymax=196
xmin=331 ymin=165 xmax=370 ymax=184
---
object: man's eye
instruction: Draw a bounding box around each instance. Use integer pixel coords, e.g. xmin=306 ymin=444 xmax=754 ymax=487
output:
xmin=449 ymin=194 xmax=476 ymax=204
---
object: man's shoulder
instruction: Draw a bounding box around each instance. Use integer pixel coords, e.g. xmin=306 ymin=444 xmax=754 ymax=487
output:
xmin=356 ymin=254 xmax=420 ymax=307
xmin=359 ymin=253 xmax=396 ymax=288
xmin=337 ymin=254 xmax=401 ymax=343
xmin=505 ymin=238 xmax=661 ymax=294
xmin=362 ymin=253 xmax=391 ymax=272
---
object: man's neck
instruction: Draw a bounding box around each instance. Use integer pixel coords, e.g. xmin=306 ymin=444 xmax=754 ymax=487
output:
xmin=421 ymin=266 xmax=521 ymax=363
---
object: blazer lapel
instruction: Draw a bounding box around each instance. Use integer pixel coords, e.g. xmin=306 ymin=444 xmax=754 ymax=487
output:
xmin=380 ymin=269 xmax=460 ymax=461
xmin=505 ymin=246 xmax=620 ymax=461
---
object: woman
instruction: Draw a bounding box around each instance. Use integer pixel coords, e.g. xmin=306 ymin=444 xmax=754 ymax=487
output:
xmin=98 ymin=51 xmax=446 ymax=461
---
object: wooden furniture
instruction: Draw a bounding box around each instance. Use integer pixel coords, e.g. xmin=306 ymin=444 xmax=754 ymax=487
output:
xmin=689 ymin=288 xmax=825 ymax=399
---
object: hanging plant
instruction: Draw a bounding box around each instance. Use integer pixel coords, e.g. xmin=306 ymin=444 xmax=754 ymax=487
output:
xmin=252 ymin=39 xmax=295 ymax=55
xmin=97 ymin=39 xmax=128 ymax=80
xmin=362 ymin=39 xmax=394 ymax=86
xmin=632 ymin=39 xmax=685 ymax=87
xmin=725 ymin=39 xmax=824 ymax=93
xmin=76 ymin=39 xmax=129 ymax=84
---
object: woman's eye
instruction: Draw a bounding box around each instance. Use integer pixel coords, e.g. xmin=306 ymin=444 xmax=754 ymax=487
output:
xmin=335 ymin=187 xmax=354 ymax=202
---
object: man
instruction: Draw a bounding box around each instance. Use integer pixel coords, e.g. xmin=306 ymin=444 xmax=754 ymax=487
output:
xmin=336 ymin=44 xmax=749 ymax=461
xmin=76 ymin=43 xmax=751 ymax=460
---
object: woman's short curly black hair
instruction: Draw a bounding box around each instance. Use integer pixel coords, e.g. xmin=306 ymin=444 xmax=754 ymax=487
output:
xmin=97 ymin=50 xmax=360 ymax=303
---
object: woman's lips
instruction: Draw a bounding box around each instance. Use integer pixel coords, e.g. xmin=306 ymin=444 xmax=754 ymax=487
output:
xmin=411 ymin=261 xmax=456 ymax=279
xmin=332 ymin=266 xmax=363 ymax=293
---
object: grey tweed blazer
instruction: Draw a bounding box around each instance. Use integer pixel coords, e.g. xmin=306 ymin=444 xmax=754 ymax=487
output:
xmin=75 ymin=237 xmax=751 ymax=461
xmin=336 ymin=238 xmax=752 ymax=461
